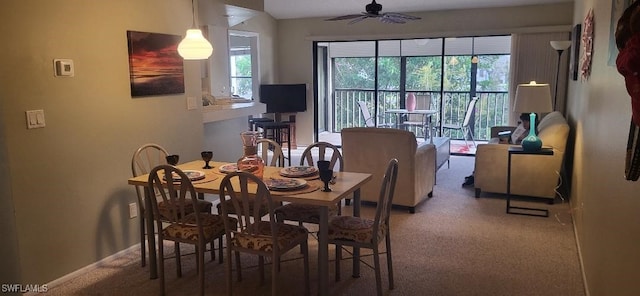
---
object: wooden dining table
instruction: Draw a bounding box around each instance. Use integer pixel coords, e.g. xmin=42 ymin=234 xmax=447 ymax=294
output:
xmin=127 ymin=160 xmax=372 ymax=296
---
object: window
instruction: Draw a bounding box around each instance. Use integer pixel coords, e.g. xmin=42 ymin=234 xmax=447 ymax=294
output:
xmin=229 ymin=31 xmax=258 ymax=99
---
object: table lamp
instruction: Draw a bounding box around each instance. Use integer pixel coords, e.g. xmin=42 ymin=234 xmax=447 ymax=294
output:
xmin=513 ymin=81 xmax=553 ymax=151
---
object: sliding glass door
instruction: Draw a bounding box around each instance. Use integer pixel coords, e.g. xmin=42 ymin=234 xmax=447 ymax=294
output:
xmin=315 ymin=36 xmax=511 ymax=146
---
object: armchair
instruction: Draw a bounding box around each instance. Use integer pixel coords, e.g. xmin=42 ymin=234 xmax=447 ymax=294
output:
xmin=341 ymin=127 xmax=436 ymax=213
xmin=474 ymin=111 xmax=570 ymax=201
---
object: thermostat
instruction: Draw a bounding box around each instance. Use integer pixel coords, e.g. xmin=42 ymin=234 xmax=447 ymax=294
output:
xmin=54 ymin=59 xmax=74 ymax=77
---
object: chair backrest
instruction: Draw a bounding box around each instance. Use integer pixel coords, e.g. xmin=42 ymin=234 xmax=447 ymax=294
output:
xmin=148 ymin=165 xmax=204 ymax=234
xmin=299 ymin=141 xmax=344 ymax=171
xmin=132 ymin=143 xmax=169 ymax=209
xmin=407 ymin=95 xmax=432 ymax=122
xmin=357 ymin=101 xmax=375 ymax=127
xmin=373 ymin=159 xmax=399 ymax=240
xmin=218 ymin=172 xmax=280 ymax=252
xmin=256 ymin=138 xmax=285 ymax=167
xmin=461 ymin=97 xmax=479 ymax=127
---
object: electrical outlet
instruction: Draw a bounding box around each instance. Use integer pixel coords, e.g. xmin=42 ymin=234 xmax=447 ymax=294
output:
xmin=129 ymin=203 xmax=138 ymax=219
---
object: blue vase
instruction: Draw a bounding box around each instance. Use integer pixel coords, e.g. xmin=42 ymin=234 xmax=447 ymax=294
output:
xmin=521 ymin=113 xmax=542 ymax=151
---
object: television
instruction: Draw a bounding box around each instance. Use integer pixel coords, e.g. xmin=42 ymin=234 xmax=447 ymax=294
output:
xmin=259 ymin=84 xmax=307 ymax=113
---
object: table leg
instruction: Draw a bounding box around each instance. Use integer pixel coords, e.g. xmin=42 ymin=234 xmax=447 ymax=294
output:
xmin=318 ymin=206 xmax=329 ymax=296
xmin=352 ymin=189 xmax=361 ymax=278
xmin=144 ymin=186 xmax=158 ymax=279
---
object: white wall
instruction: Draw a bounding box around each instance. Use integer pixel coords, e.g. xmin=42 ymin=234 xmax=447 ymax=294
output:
xmin=275 ymin=3 xmax=574 ymax=145
xmin=0 ymin=0 xmax=261 ymax=284
xmin=568 ymin=0 xmax=640 ymax=295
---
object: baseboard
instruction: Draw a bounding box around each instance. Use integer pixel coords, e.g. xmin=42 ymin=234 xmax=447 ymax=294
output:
xmin=572 ymin=217 xmax=590 ymax=296
xmin=25 ymin=244 xmax=140 ymax=296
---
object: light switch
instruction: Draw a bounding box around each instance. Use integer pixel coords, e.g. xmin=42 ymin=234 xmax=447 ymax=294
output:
xmin=53 ymin=59 xmax=74 ymax=77
xmin=187 ymin=96 xmax=198 ymax=110
xmin=26 ymin=110 xmax=46 ymax=129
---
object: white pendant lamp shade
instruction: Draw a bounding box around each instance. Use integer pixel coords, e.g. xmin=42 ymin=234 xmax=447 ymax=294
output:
xmin=178 ymin=29 xmax=213 ymax=60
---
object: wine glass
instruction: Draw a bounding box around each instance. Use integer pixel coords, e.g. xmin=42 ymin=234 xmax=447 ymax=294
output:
xmin=317 ymin=160 xmax=331 ymax=171
xmin=166 ymin=154 xmax=179 ymax=166
xmin=201 ymin=151 xmax=213 ymax=169
xmin=319 ymin=169 xmax=333 ymax=192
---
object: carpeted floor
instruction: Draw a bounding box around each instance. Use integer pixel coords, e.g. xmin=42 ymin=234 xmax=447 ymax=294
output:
xmin=46 ymin=156 xmax=585 ymax=296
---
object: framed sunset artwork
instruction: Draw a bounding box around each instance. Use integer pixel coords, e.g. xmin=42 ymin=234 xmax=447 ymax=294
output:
xmin=126 ymin=30 xmax=184 ymax=97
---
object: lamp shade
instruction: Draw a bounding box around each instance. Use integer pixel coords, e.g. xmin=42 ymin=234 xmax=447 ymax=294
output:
xmin=550 ymin=40 xmax=571 ymax=51
xmin=513 ymin=82 xmax=553 ymax=113
xmin=177 ymin=29 xmax=213 ymax=60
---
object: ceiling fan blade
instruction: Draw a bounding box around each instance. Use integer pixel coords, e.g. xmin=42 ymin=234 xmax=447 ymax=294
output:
xmin=325 ymin=14 xmax=366 ymax=21
xmin=348 ymin=16 xmax=370 ymax=24
xmin=384 ymin=12 xmax=422 ymax=20
xmin=380 ymin=15 xmax=407 ymax=24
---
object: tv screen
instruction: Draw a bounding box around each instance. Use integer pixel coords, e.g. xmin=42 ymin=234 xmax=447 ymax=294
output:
xmin=259 ymin=84 xmax=307 ymax=113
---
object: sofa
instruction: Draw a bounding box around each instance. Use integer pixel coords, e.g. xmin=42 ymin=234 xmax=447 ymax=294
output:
xmin=341 ymin=127 xmax=436 ymax=213
xmin=474 ymin=111 xmax=570 ymax=201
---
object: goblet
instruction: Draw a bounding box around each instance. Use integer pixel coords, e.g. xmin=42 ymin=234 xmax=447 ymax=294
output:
xmin=317 ymin=160 xmax=331 ymax=171
xmin=201 ymin=151 xmax=213 ymax=169
xmin=166 ymin=154 xmax=179 ymax=166
xmin=319 ymin=169 xmax=333 ymax=192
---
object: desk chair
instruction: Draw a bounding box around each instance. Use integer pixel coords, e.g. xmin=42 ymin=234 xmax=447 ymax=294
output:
xmin=441 ymin=96 xmax=478 ymax=148
xmin=219 ymin=172 xmax=310 ymax=296
xmin=148 ymin=165 xmax=235 ymax=296
xmin=358 ymin=101 xmax=392 ymax=128
xmin=131 ymin=143 xmax=213 ymax=267
xmin=400 ymin=95 xmax=432 ymax=139
xmin=254 ymin=121 xmax=292 ymax=166
xmin=329 ymin=158 xmax=399 ymax=296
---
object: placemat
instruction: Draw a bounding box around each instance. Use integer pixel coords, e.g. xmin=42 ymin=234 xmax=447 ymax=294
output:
xmin=269 ymin=179 xmax=322 ymax=196
xmin=269 ymin=170 xmax=319 ymax=181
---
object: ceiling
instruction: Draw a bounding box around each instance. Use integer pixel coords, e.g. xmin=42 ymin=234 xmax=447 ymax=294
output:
xmin=264 ymin=0 xmax=573 ymax=20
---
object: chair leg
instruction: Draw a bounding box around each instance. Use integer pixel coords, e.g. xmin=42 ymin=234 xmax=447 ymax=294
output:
xmin=210 ymin=240 xmax=215 ymax=262
xmin=198 ymin=243 xmax=205 ymax=296
xmin=158 ymin=236 xmax=166 ymax=296
xmin=373 ymin=245 xmax=383 ymax=296
xmin=259 ymin=256 xmax=265 ymax=285
xmin=235 ymin=251 xmax=242 ymax=281
xmin=272 ymin=255 xmax=278 ymax=296
xmin=218 ymin=237 xmax=224 ymax=264
xmin=175 ymin=242 xmax=182 ymax=277
xmin=386 ymin=234 xmax=394 ymax=290
xmin=335 ymin=243 xmax=341 ymax=281
xmin=139 ymin=213 xmax=146 ymax=267
xmin=226 ymin=247 xmax=233 ymax=296
xmin=302 ymin=240 xmax=310 ymax=296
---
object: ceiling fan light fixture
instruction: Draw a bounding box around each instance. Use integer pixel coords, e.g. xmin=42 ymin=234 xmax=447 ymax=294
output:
xmin=325 ymin=0 xmax=421 ymax=24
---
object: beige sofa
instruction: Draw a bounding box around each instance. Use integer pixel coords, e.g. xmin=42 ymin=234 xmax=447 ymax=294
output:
xmin=474 ymin=111 xmax=570 ymax=201
xmin=341 ymin=127 xmax=436 ymax=213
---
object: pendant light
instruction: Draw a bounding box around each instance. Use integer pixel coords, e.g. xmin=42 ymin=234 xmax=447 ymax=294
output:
xmin=177 ymin=0 xmax=213 ymax=60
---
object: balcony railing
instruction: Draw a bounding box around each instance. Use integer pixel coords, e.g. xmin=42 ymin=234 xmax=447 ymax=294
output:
xmin=332 ymin=89 xmax=510 ymax=141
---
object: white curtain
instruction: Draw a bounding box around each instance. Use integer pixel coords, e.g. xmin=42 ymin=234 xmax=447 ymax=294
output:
xmin=509 ymin=32 xmax=571 ymax=124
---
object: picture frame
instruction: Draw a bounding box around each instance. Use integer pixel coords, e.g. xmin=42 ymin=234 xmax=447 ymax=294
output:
xmin=570 ymin=24 xmax=581 ymax=81
xmin=126 ymin=30 xmax=185 ymax=97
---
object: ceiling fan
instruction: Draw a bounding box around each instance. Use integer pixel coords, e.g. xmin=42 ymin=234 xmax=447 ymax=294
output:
xmin=325 ymin=0 xmax=421 ymax=24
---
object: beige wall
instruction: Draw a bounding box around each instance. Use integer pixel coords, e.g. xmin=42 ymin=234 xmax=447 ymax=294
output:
xmin=275 ymin=3 xmax=574 ymax=145
xmin=568 ymin=0 xmax=640 ymax=295
xmin=0 ymin=0 xmax=273 ymax=285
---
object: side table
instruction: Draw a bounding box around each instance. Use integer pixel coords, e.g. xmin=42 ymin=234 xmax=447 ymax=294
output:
xmin=506 ymin=146 xmax=554 ymax=217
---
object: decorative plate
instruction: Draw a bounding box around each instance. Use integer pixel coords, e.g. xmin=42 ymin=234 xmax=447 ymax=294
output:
xmin=264 ymin=178 xmax=308 ymax=191
xmin=163 ymin=170 xmax=206 ymax=181
xmin=279 ymin=166 xmax=319 ymax=177
xmin=218 ymin=163 xmax=238 ymax=174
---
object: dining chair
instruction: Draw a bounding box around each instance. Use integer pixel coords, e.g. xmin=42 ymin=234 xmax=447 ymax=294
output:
xmin=441 ymin=96 xmax=479 ymax=148
xmin=275 ymin=142 xmax=344 ymax=226
xmin=148 ymin=165 xmax=236 ymax=296
xmin=131 ymin=144 xmax=213 ymax=268
xmin=400 ymin=94 xmax=432 ymax=138
xmin=357 ymin=101 xmax=392 ymax=128
xmin=256 ymin=138 xmax=285 ymax=167
xmin=218 ymin=172 xmax=310 ymax=296
xmin=329 ymin=158 xmax=399 ymax=296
